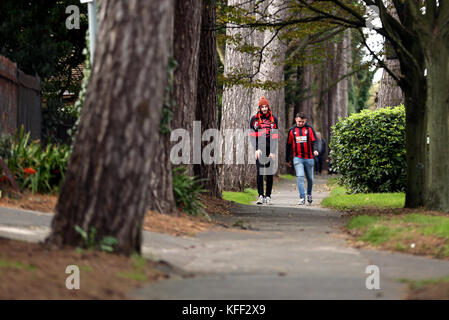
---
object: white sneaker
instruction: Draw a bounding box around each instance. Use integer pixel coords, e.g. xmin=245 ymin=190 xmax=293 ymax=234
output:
xmin=257 ymin=195 xmax=265 ymax=205
xmin=266 ymin=196 xmax=272 ymax=205
xmin=307 ymin=195 xmax=313 ymax=206
xmin=298 ymin=198 xmax=305 ymax=205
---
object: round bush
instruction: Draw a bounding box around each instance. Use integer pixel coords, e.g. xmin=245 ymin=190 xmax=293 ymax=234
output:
xmin=329 ymin=105 xmax=406 ymax=193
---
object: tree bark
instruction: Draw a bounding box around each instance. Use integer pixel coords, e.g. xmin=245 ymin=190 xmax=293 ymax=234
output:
xmin=220 ymin=0 xmax=254 ymax=191
xmin=172 ymin=0 xmax=203 ymax=173
xmin=376 ymin=2 xmax=403 ymax=109
xmin=376 ymin=58 xmax=404 ymax=109
xmin=402 ymin=69 xmax=427 ymax=209
xmin=253 ymin=0 xmax=287 ymax=175
xmin=423 ymin=38 xmax=449 ymax=212
xmin=195 ymin=0 xmax=222 ymax=198
xmin=46 ymin=0 xmax=173 ymax=255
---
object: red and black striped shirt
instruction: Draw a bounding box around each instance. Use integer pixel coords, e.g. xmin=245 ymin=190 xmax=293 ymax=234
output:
xmin=249 ymin=113 xmax=279 ymax=152
xmin=286 ymin=124 xmax=317 ymax=160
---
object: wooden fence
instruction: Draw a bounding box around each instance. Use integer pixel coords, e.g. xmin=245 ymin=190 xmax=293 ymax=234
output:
xmin=0 ymin=55 xmax=41 ymax=140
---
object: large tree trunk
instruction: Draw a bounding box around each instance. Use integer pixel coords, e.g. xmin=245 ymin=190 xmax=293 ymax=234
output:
xmin=195 ymin=0 xmax=222 ymax=198
xmin=147 ymin=15 xmax=177 ymax=215
xmin=46 ymin=0 xmax=173 ymax=255
xmin=172 ymin=0 xmax=203 ymax=174
xmin=220 ymin=0 xmax=254 ymax=191
xmin=254 ymin=0 xmax=287 ymax=175
xmin=403 ymin=72 xmax=427 ymax=209
xmin=423 ymin=39 xmax=449 ymax=212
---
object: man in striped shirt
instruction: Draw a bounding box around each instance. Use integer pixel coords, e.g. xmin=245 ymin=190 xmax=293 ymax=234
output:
xmin=285 ymin=112 xmax=319 ymax=205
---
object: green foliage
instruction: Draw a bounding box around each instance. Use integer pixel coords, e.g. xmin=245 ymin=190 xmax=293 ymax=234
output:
xmin=0 ymin=135 xmax=12 ymax=160
xmin=41 ymin=95 xmax=77 ymax=145
xmin=0 ymin=1 xmax=87 ymax=79
xmin=75 ymin=225 xmax=118 ymax=253
xmin=160 ymin=57 xmax=177 ymax=135
xmin=329 ymin=105 xmax=406 ymax=193
xmin=68 ymin=32 xmax=91 ymax=144
xmin=3 ymin=127 xmax=70 ymax=194
xmin=172 ymin=167 xmax=206 ymax=216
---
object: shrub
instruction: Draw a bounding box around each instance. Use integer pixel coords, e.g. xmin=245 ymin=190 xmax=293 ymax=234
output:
xmin=0 ymin=135 xmax=12 ymax=160
xmin=3 ymin=127 xmax=70 ymax=194
xmin=172 ymin=166 xmax=206 ymax=216
xmin=329 ymin=105 xmax=406 ymax=193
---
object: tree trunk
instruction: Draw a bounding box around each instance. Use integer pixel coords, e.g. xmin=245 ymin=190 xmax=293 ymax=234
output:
xmin=424 ymin=41 xmax=449 ymax=212
xmin=172 ymin=0 xmax=203 ymax=173
xmin=403 ymin=73 xmax=427 ymax=209
xmin=220 ymin=0 xmax=254 ymax=191
xmin=46 ymin=0 xmax=173 ymax=255
xmin=376 ymin=2 xmax=404 ymax=109
xmin=195 ymin=0 xmax=222 ymax=198
xmin=147 ymin=18 xmax=177 ymax=215
xmin=376 ymin=58 xmax=404 ymax=109
xmin=257 ymin=0 xmax=287 ymax=174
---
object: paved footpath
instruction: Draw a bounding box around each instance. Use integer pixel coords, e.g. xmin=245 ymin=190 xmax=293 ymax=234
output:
xmin=1 ymin=175 xmax=449 ymax=299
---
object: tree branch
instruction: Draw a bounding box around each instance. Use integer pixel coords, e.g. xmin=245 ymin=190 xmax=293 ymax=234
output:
xmin=357 ymin=28 xmax=400 ymax=84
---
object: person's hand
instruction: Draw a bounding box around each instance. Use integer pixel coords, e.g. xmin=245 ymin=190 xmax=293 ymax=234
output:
xmin=255 ymin=149 xmax=262 ymax=160
xmin=285 ymin=162 xmax=292 ymax=168
xmin=269 ymin=153 xmax=276 ymax=160
xmin=314 ymin=151 xmax=319 ymax=156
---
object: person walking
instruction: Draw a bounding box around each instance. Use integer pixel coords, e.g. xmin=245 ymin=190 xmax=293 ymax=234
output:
xmin=250 ymin=96 xmax=279 ymax=205
xmin=314 ymin=132 xmax=326 ymax=175
xmin=285 ymin=112 xmax=318 ymax=205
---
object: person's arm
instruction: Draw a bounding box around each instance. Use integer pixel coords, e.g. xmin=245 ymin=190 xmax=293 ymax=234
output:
xmin=285 ymin=128 xmax=293 ymax=163
xmin=249 ymin=116 xmax=258 ymax=149
xmin=309 ymin=126 xmax=318 ymax=155
xmin=270 ymin=116 xmax=279 ymax=155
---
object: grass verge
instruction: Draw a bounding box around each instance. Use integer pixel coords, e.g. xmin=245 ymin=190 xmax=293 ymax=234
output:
xmin=321 ymin=185 xmax=405 ymax=210
xmin=346 ymin=213 xmax=449 ymax=258
xmin=279 ymin=174 xmax=296 ymax=181
xmin=400 ymin=275 xmax=449 ymax=299
xmin=323 ymin=178 xmax=449 ymax=260
xmin=223 ymin=188 xmax=258 ymax=205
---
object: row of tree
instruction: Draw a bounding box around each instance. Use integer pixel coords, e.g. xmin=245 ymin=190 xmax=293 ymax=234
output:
xmin=46 ymin=0 xmax=223 ymax=254
xmin=220 ymin=0 xmax=449 ymax=212
xmin=45 ymin=0 xmax=449 ymax=255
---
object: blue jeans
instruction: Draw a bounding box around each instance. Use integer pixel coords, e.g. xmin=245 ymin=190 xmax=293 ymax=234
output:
xmin=293 ymin=157 xmax=314 ymax=199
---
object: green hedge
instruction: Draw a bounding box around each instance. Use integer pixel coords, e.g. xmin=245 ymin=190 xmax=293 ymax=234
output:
xmin=329 ymin=105 xmax=406 ymax=193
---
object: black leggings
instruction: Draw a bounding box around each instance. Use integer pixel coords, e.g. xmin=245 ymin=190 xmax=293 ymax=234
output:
xmin=256 ymin=158 xmax=273 ymax=197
